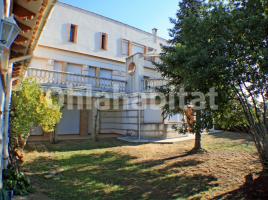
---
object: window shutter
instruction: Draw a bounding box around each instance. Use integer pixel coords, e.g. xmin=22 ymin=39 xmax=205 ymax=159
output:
xmin=74 ymin=25 xmax=78 ymax=43
xmin=67 ymin=24 xmax=71 ymax=42
xmin=122 ymin=39 xmax=129 ymax=55
xmin=128 ymin=42 xmax=132 ymax=56
xmin=144 ymin=46 xmax=148 ymax=55
xmin=104 ymin=33 xmax=108 ymax=50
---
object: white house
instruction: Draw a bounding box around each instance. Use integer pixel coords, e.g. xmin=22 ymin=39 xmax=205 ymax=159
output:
xmin=27 ymin=2 xmax=184 ymax=141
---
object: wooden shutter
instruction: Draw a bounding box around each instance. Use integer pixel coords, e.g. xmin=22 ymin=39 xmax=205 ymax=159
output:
xmin=128 ymin=42 xmax=132 ymax=56
xmin=144 ymin=46 xmax=148 ymax=55
xmin=73 ymin=25 xmax=78 ymax=43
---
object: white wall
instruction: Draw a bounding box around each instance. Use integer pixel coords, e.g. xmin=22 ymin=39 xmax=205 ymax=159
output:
xmin=38 ymin=2 xmax=167 ymax=63
xmin=30 ymin=2 xmax=166 ymax=83
xmin=31 ymin=46 xmax=127 ymax=73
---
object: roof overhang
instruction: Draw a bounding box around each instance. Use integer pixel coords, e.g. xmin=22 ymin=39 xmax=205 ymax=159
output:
xmin=10 ymin=0 xmax=57 ymax=86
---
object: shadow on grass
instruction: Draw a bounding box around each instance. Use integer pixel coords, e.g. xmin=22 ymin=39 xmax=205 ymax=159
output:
xmin=208 ymin=131 xmax=252 ymax=142
xmin=26 ymin=138 xmax=136 ymax=153
xmin=134 ymin=151 xmax=205 ymax=169
xmin=211 ymin=173 xmax=268 ymax=200
xmin=24 ymin=151 xmax=218 ymax=200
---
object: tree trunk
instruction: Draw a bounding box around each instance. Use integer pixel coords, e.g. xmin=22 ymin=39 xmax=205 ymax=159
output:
xmin=194 ymin=131 xmax=202 ymax=151
xmin=191 ymin=110 xmax=204 ymax=153
xmin=262 ymin=139 xmax=268 ymax=174
xmin=50 ymin=130 xmax=57 ymax=144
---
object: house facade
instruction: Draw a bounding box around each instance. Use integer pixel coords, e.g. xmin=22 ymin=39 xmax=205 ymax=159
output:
xmin=27 ymin=2 xmax=184 ymax=141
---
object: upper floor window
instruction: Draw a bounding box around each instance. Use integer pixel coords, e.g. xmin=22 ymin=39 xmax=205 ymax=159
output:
xmin=69 ymin=24 xmax=78 ymax=43
xmin=148 ymin=47 xmax=155 ymax=53
xmin=101 ymin=33 xmax=108 ymax=50
xmin=133 ymin=43 xmax=144 ymax=55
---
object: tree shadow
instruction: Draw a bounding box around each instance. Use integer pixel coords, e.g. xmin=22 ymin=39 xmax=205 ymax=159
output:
xmin=136 ymin=151 xmax=205 ymax=169
xmin=209 ymin=131 xmax=253 ymax=142
xmin=160 ymin=159 xmax=204 ymax=172
xmin=212 ymin=173 xmax=268 ymax=200
xmin=25 ymin=138 xmax=138 ymax=153
xmin=24 ymin=151 xmax=218 ymax=200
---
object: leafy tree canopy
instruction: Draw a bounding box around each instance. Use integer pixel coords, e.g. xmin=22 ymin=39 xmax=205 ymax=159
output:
xmin=157 ymin=0 xmax=268 ymax=162
xmin=11 ymin=79 xmax=62 ymax=139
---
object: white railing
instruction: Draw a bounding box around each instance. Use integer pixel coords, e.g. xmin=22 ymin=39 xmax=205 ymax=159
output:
xmin=26 ymin=68 xmax=127 ymax=92
xmin=142 ymin=79 xmax=168 ymax=92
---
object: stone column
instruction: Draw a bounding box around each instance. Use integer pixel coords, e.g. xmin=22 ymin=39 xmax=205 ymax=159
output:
xmin=126 ymin=53 xmax=144 ymax=93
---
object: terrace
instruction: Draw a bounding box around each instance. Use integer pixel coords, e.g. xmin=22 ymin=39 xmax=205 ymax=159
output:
xmin=26 ymin=68 xmax=167 ymax=93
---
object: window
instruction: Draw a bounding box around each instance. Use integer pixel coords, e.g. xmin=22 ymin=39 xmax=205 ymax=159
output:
xmin=144 ymin=76 xmax=150 ymax=90
xmin=100 ymin=69 xmax=112 ymax=89
xmin=133 ymin=43 xmax=145 ymax=54
xmin=82 ymin=66 xmax=97 ymax=87
xmin=100 ymin=69 xmax=112 ymax=79
xmin=101 ymin=33 xmax=108 ymax=50
xmin=145 ymin=47 xmax=157 ymax=62
xmin=69 ymin=24 xmax=78 ymax=43
xmin=88 ymin=67 xmax=96 ymax=77
xmin=148 ymin=47 xmax=155 ymax=53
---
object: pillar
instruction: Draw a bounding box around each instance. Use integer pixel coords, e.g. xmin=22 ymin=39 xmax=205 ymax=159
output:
xmin=79 ymin=110 xmax=89 ymax=137
xmin=89 ymin=98 xmax=99 ymax=141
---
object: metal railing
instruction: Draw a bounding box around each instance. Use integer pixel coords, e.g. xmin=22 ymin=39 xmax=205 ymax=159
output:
xmin=26 ymin=68 xmax=127 ymax=92
xmin=142 ymin=79 xmax=168 ymax=92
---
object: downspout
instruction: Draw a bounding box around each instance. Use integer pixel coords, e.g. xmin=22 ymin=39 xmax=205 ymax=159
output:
xmin=2 ymin=55 xmax=31 ymax=169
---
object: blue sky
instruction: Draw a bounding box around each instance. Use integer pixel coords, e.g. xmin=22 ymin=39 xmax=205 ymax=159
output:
xmin=60 ymin=0 xmax=179 ymax=39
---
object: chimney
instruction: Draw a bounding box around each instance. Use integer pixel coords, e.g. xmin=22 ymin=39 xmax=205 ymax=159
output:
xmin=152 ymin=28 xmax=158 ymax=43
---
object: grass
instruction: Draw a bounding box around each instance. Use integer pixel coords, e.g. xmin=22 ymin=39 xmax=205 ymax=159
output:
xmin=23 ymin=132 xmax=262 ymax=200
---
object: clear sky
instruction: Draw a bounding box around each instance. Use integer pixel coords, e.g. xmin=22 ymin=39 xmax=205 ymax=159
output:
xmin=60 ymin=0 xmax=179 ymax=39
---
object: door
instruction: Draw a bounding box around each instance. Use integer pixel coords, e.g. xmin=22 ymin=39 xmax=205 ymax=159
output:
xmin=56 ymin=108 xmax=80 ymax=135
xmin=67 ymin=64 xmax=82 ymax=86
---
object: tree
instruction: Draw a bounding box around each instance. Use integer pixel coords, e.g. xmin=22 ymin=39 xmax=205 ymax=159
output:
xmin=6 ymin=79 xmax=62 ymax=195
xmin=214 ymin=99 xmax=249 ymax=132
xmin=157 ymin=0 xmax=212 ymax=153
xmin=158 ymin=0 xmax=268 ymax=171
xmin=11 ymin=79 xmax=62 ymax=146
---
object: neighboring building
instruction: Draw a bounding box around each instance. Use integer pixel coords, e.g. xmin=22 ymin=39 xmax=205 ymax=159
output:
xmin=27 ymin=2 xmax=184 ymax=141
xmin=0 ymin=0 xmax=56 ymax=189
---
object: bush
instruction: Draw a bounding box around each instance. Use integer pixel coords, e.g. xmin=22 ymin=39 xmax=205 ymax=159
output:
xmin=3 ymin=167 xmax=32 ymax=196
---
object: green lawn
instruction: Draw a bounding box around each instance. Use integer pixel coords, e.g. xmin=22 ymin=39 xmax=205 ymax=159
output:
xmin=24 ymin=132 xmax=261 ymax=200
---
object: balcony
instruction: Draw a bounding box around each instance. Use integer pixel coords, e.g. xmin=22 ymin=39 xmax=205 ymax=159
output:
xmin=142 ymin=79 xmax=168 ymax=92
xmin=26 ymin=68 xmax=127 ymax=92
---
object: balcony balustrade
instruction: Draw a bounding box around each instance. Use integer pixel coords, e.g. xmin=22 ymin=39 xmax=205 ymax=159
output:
xmin=142 ymin=79 xmax=168 ymax=92
xmin=26 ymin=68 xmax=127 ymax=92
xmin=26 ymin=68 xmax=168 ymax=93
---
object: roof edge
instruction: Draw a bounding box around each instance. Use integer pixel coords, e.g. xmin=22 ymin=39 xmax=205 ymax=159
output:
xmin=58 ymin=1 xmax=168 ymax=41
